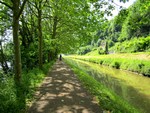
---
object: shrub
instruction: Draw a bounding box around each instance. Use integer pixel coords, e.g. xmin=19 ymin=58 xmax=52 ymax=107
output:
xmin=77 ymin=45 xmax=92 ymax=55
xmin=0 ymin=77 xmax=18 ymax=113
xmin=98 ymin=46 xmax=105 ymax=54
xmin=111 ymin=61 xmax=121 ymax=69
xmin=99 ymin=60 xmax=104 ymax=65
xmin=141 ymin=64 xmax=150 ymax=77
xmin=111 ymin=36 xmax=150 ymax=53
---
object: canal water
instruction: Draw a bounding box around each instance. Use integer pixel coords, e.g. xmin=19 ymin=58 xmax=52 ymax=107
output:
xmin=67 ymin=58 xmax=150 ymax=113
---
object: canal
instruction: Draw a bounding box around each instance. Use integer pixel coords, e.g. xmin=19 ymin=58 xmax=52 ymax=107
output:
xmin=66 ymin=58 xmax=150 ymax=113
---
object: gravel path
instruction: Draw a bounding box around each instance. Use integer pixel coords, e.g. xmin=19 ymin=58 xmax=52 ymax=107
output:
xmin=28 ymin=61 xmax=103 ymax=113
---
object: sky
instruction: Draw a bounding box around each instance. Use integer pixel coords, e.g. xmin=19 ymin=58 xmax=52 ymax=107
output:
xmin=107 ymin=0 xmax=137 ymax=20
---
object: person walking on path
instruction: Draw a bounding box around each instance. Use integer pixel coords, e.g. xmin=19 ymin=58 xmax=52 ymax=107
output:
xmin=28 ymin=61 xmax=103 ymax=113
xmin=59 ymin=54 xmax=62 ymax=61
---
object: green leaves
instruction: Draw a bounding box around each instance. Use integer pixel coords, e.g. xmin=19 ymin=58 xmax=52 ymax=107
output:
xmin=119 ymin=0 xmax=150 ymax=41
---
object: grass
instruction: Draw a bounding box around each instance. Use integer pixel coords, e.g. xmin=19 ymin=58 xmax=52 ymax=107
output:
xmin=86 ymin=51 xmax=150 ymax=60
xmin=64 ymin=58 xmax=141 ymax=113
xmin=66 ymin=52 xmax=150 ymax=76
xmin=0 ymin=61 xmax=54 ymax=113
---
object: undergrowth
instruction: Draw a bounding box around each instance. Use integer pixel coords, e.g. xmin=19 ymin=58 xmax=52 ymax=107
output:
xmin=0 ymin=61 xmax=54 ymax=113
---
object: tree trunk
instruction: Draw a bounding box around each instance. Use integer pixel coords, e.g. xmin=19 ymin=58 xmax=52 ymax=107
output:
xmin=13 ymin=0 xmax=22 ymax=85
xmin=52 ymin=16 xmax=58 ymax=59
xmin=105 ymin=41 xmax=108 ymax=54
xmin=38 ymin=2 xmax=43 ymax=69
xmin=13 ymin=0 xmax=25 ymax=109
xmin=52 ymin=16 xmax=58 ymax=39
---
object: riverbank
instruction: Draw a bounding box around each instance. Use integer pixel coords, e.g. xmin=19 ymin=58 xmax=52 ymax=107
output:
xmin=64 ymin=58 xmax=141 ymax=113
xmin=65 ymin=52 xmax=150 ymax=77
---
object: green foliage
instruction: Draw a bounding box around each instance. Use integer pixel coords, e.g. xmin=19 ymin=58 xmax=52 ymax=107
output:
xmin=107 ymin=39 xmax=114 ymax=47
xmin=111 ymin=36 xmax=150 ymax=53
xmin=0 ymin=77 xmax=17 ymax=113
xmin=0 ymin=62 xmax=54 ymax=113
xmin=110 ymin=61 xmax=121 ymax=69
xmin=42 ymin=61 xmax=55 ymax=74
xmin=94 ymin=0 xmax=150 ymax=54
xmin=21 ymin=42 xmax=39 ymax=69
xmin=96 ymin=39 xmax=101 ymax=47
xmin=141 ymin=62 xmax=150 ymax=76
xmin=119 ymin=0 xmax=150 ymax=41
xmin=97 ymin=41 xmax=109 ymax=55
xmin=77 ymin=45 xmax=93 ymax=55
xmin=97 ymin=46 xmax=105 ymax=55
xmin=64 ymin=58 xmax=140 ymax=113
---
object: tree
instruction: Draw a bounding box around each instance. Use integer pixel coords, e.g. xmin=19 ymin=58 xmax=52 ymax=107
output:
xmin=119 ymin=0 xmax=150 ymax=41
xmin=0 ymin=39 xmax=9 ymax=73
xmin=28 ymin=0 xmax=50 ymax=69
xmin=105 ymin=41 xmax=109 ymax=54
xmin=45 ymin=0 xmax=112 ymax=54
xmin=0 ymin=6 xmax=11 ymax=73
xmin=37 ymin=1 xmax=43 ymax=69
xmin=0 ymin=0 xmax=27 ymax=108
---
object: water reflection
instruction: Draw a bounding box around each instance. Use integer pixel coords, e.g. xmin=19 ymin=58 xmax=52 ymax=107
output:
xmin=69 ymin=59 xmax=150 ymax=113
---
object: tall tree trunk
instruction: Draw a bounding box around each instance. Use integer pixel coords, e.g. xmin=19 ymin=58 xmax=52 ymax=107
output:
xmin=105 ymin=41 xmax=108 ymax=54
xmin=13 ymin=0 xmax=22 ymax=85
xmin=38 ymin=2 xmax=43 ymax=69
xmin=52 ymin=16 xmax=58 ymax=39
xmin=13 ymin=0 xmax=25 ymax=109
xmin=51 ymin=16 xmax=58 ymax=60
xmin=38 ymin=1 xmax=43 ymax=69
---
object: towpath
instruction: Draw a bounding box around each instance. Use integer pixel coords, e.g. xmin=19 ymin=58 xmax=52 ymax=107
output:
xmin=28 ymin=60 xmax=103 ymax=113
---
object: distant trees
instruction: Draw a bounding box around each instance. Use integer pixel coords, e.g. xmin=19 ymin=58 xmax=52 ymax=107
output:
xmin=94 ymin=0 xmax=150 ymax=53
xmin=119 ymin=0 xmax=150 ymax=41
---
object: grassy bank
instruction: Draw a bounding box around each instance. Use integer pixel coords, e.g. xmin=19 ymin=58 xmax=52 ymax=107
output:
xmin=66 ymin=52 xmax=150 ymax=77
xmin=64 ymin=58 xmax=141 ymax=113
xmin=0 ymin=61 xmax=54 ymax=113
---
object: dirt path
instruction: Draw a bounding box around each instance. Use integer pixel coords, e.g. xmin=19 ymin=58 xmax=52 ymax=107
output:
xmin=28 ymin=61 xmax=103 ymax=113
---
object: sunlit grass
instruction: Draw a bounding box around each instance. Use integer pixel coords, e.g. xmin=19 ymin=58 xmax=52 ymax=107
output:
xmin=85 ymin=51 xmax=150 ymax=60
xmin=65 ymin=52 xmax=150 ymax=76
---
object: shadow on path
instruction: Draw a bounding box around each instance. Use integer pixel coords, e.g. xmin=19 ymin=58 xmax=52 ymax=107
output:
xmin=28 ymin=61 xmax=103 ymax=113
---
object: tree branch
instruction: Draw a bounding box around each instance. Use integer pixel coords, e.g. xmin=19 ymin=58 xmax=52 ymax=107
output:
xmin=29 ymin=5 xmax=38 ymax=17
xmin=17 ymin=0 xmax=27 ymax=19
xmin=28 ymin=1 xmax=38 ymax=17
xmin=0 ymin=1 xmax=13 ymax=9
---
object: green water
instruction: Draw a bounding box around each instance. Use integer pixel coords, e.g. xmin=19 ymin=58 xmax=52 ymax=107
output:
xmin=68 ymin=59 xmax=150 ymax=113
